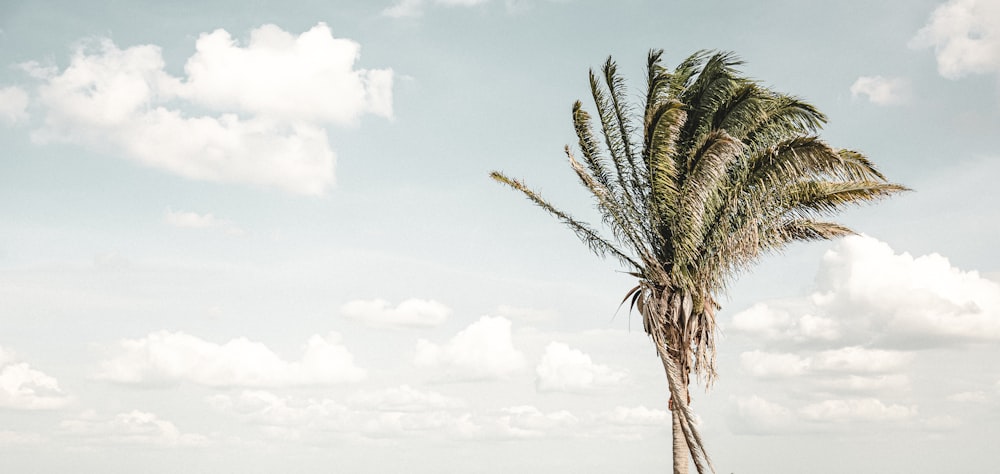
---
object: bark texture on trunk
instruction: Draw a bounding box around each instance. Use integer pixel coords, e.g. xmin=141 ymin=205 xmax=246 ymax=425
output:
xmin=672 ymin=405 xmax=690 ymax=474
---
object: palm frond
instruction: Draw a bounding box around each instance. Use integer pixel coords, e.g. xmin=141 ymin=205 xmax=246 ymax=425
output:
xmin=490 ymin=171 xmax=642 ymax=271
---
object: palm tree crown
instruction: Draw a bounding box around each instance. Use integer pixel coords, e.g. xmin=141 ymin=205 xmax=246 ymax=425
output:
xmin=491 ymin=50 xmax=906 ymax=473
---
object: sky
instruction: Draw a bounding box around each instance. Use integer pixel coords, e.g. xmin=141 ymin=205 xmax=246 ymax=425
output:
xmin=1 ymin=0 xmax=999 ymax=472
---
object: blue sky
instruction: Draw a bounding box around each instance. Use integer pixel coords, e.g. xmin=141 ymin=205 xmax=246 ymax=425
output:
xmin=1 ymin=0 xmax=999 ymax=472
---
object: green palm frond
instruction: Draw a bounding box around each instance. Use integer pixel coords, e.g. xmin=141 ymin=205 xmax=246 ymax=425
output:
xmin=490 ymin=171 xmax=642 ymax=271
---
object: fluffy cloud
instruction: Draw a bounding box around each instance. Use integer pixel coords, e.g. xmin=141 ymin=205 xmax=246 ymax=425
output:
xmin=25 ymin=23 xmax=392 ymax=195
xmin=850 ymin=76 xmax=910 ymax=105
xmin=730 ymin=304 xmax=839 ymax=343
xmin=59 ymin=410 xmax=209 ymax=447
xmin=414 ymin=316 xmax=525 ymax=381
xmin=0 ymin=346 xmax=72 ymax=410
xmin=535 ymin=342 xmax=627 ymax=392
xmin=95 ymin=331 xmax=366 ymax=387
xmin=0 ymin=86 xmax=29 ymax=124
xmin=731 ymin=236 xmax=1000 ymax=348
xmin=340 ymin=298 xmax=451 ymax=329
xmin=164 ymin=209 xmax=244 ymax=235
xmin=911 ymin=0 xmax=1000 ymax=79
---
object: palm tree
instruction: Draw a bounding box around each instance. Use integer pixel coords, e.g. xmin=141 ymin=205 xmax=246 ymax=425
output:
xmin=491 ymin=50 xmax=906 ymax=474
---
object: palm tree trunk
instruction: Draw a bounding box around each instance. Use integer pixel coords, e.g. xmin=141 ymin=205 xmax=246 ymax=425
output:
xmin=672 ymin=405 xmax=690 ymax=474
xmin=653 ymin=332 xmax=706 ymax=474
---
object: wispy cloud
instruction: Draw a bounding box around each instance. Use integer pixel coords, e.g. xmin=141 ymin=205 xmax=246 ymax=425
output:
xmin=164 ymin=209 xmax=244 ymax=235
xmin=340 ymin=298 xmax=451 ymax=329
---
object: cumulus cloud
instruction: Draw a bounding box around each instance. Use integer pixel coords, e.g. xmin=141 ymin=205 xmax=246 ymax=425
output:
xmin=0 ymin=86 xmax=29 ymax=124
xmin=730 ymin=304 xmax=840 ymax=343
xmin=535 ymin=342 xmax=627 ymax=392
xmin=910 ymin=0 xmax=1000 ymax=79
xmin=24 ymin=23 xmax=392 ymax=195
xmin=59 ymin=410 xmax=209 ymax=447
xmin=731 ymin=235 xmax=1000 ymax=348
xmin=414 ymin=316 xmax=525 ymax=381
xmin=340 ymin=298 xmax=451 ymax=329
xmin=850 ymin=76 xmax=911 ymax=105
xmin=0 ymin=345 xmax=72 ymax=410
xmin=95 ymin=331 xmax=366 ymax=387
xmin=164 ymin=209 xmax=244 ymax=235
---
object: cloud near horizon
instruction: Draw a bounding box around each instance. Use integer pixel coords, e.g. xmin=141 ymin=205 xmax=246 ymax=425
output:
xmin=18 ymin=23 xmax=392 ymax=195
xmin=95 ymin=331 xmax=366 ymax=387
xmin=0 ymin=345 xmax=73 ymax=410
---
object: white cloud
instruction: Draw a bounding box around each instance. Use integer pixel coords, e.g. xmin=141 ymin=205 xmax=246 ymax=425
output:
xmin=95 ymin=330 xmax=366 ymax=387
xmin=811 ymin=346 xmax=914 ymax=373
xmin=730 ymin=304 xmax=840 ymax=343
xmin=730 ymin=395 xmax=795 ymax=434
xmin=207 ymin=390 xmax=351 ymax=429
xmin=732 ymin=236 xmax=1000 ymax=348
xmin=850 ymin=76 xmax=911 ymax=105
xmin=910 ymin=0 xmax=1000 ymax=79
xmin=347 ymin=385 xmax=465 ymax=412
xmin=0 ymin=346 xmax=72 ymax=410
xmin=946 ymin=390 xmax=989 ymax=402
xmin=600 ymin=405 xmax=670 ymax=426
xmin=0 ymin=430 xmax=45 ymax=445
xmin=164 ymin=209 xmax=244 ymax=235
xmin=0 ymin=86 xmax=29 ymax=124
xmin=340 ymin=298 xmax=451 ymax=329
xmin=535 ymin=341 xmax=627 ymax=392
xmin=210 ymin=387 xmax=671 ymax=442
xmin=179 ymin=24 xmax=392 ymax=123
xmin=814 ymin=374 xmax=912 ymax=394
xmin=799 ymin=398 xmax=918 ymax=423
xmin=59 ymin=410 xmax=209 ymax=447
xmin=739 ymin=350 xmax=810 ymax=378
xmin=414 ymin=316 xmax=525 ymax=381
xmin=494 ymin=304 xmax=557 ymax=323
xmin=26 ymin=23 xmax=392 ymax=195
xmin=383 ymin=0 xmax=489 ymax=17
